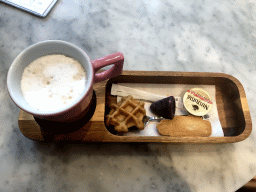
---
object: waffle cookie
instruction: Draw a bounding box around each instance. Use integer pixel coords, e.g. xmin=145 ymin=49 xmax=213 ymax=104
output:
xmin=156 ymin=115 xmax=212 ymax=137
xmin=106 ymin=95 xmax=146 ymax=132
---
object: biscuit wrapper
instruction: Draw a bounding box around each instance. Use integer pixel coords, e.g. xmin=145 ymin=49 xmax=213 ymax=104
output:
xmin=111 ymin=83 xmax=224 ymax=137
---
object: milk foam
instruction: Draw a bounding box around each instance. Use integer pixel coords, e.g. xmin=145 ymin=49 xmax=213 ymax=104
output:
xmin=21 ymin=54 xmax=87 ymax=111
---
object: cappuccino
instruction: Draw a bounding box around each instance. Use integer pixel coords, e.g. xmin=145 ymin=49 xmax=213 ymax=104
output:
xmin=21 ymin=54 xmax=86 ymax=111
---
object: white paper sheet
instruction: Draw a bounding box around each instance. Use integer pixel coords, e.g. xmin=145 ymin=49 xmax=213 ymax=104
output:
xmin=112 ymin=83 xmax=224 ymax=137
xmin=2 ymin=0 xmax=56 ymax=15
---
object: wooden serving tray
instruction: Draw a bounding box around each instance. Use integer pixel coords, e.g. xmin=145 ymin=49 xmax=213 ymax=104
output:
xmin=18 ymin=71 xmax=252 ymax=144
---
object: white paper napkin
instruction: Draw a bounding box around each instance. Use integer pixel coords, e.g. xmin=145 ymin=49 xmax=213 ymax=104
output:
xmin=111 ymin=84 xmax=224 ymax=137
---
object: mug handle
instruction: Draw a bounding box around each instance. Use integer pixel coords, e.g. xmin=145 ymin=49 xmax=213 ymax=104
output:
xmin=92 ymin=52 xmax=124 ymax=84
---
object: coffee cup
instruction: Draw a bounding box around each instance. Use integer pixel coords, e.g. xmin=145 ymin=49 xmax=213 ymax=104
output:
xmin=7 ymin=40 xmax=124 ymax=122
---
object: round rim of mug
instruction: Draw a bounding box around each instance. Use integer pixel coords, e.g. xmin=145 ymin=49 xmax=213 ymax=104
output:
xmin=7 ymin=40 xmax=94 ymax=116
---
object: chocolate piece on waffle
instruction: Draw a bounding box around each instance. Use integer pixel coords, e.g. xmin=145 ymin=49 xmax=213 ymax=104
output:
xmin=106 ymin=95 xmax=146 ymax=132
xmin=150 ymin=96 xmax=176 ymax=119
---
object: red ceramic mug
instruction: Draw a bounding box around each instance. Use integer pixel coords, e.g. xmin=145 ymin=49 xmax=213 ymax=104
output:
xmin=7 ymin=40 xmax=124 ymax=121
